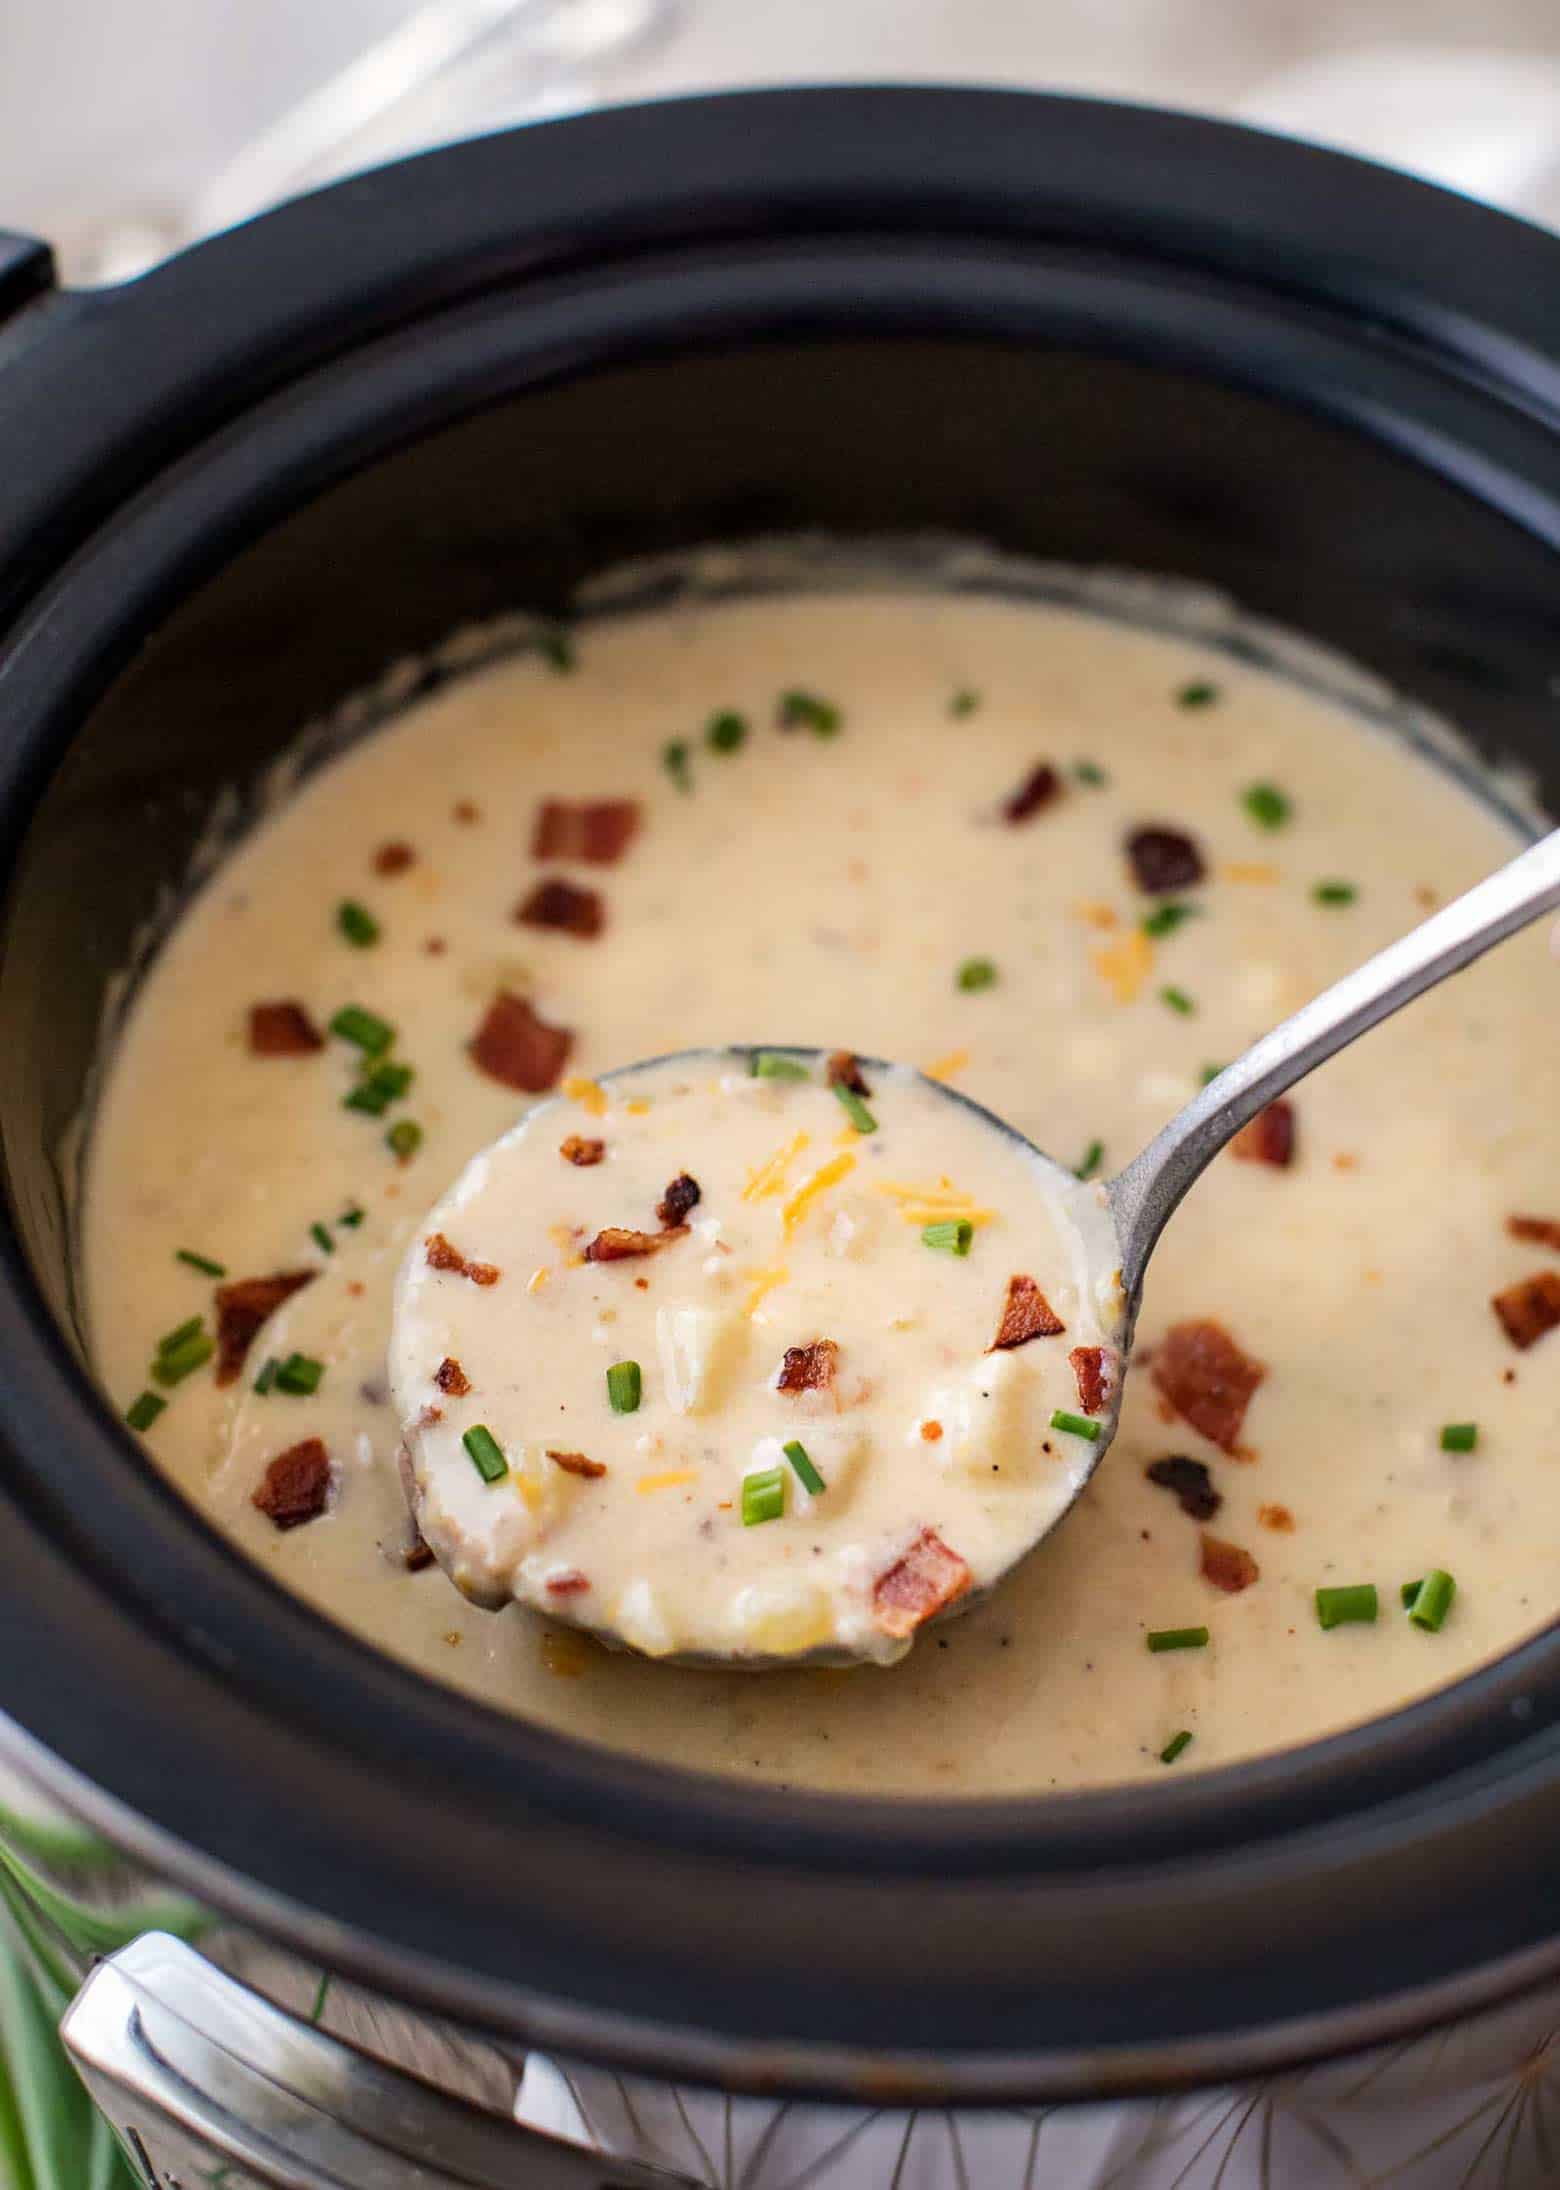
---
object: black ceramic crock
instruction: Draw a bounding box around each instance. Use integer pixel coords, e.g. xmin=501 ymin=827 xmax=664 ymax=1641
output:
xmin=0 ymin=88 xmax=1558 ymax=2107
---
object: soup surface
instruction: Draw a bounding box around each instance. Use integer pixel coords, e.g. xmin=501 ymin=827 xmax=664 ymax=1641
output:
xmin=86 ymin=584 xmax=1560 ymax=1792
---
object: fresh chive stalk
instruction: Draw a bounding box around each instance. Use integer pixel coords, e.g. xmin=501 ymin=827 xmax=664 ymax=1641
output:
xmin=328 ymin=1004 xmax=394 ymax=1056
xmin=1075 ymin=1139 xmax=1104 ymax=1181
xmin=957 ymin=956 xmax=998 ymax=992
xmin=922 ymin=1218 xmax=974 ymax=1256
xmin=152 ymin=1331 xmax=215 ymax=1386
xmin=275 ymin=1353 xmax=324 ymax=1396
xmin=832 ymin=1083 xmax=877 ymax=1134
xmin=1439 ymin=1421 xmax=1478 ymax=1453
xmin=782 ymin=1439 xmax=826 ymax=1495
xmin=175 ymin=1248 xmax=226 ymax=1277
xmin=338 ymin=1205 xmax=365 ymax=1229
xmin=706 ymin=710 xmax=748 ymax=752
xmin=156 ymin=1315 xmax=204 ymax=1357
xmin=1141 ymin=901 xmax=1201 ymax=939
xmin=337 ymin=900 xmax=380 ymax=947
xmin=1313 ymin=880 xmax=1357 ymax=906
xmin=1405 ymin=1569 xmax=1456 ymax=1632
xmin=1147 ymin=1626 xmax=1209 ymax=1653
xmin=751 ymin=1050 xmax=811 ymax=1081
xmin=662 ymin=740 xmax=692 ymax=792
xmin=345 ymin=1060 xmax=414 ymax=1115
xmin=948 ymin=689 xmax=981 ymax=718
xmin=1200 ymin=1063 xmax=1226 ymax=1086
xmin=1241 ymin=782 xmax=1291 ymax=832
xmin=1160 ymin=986 xmax=1195 ymax=1016
xmin=462 ymin=1424 xmax=508 ymax=1484
xmin=1159 ymin=1729 xmax=1193 ymax=1765
xmin=606 ymin=1360 xmax=642 ymax=1414
xmin=125 ymin=1390 xmax=166 ymax=1432
xmin=310 ymin=1222 xmax=334 ymax=1255
xmin=777 ymin=689 xmax=842 ymax=736
xmin=741 ymin=1466 xmax=787 ymax=1525
xmin=387 ymin=1119 xmax=423 ymax=1162
xmin=539 ymin=627 xmax=576 ymax=673
xmin=1050 ymin=1409 xmax=1102 ymax=1441
xmin=254 ymin=1356 xmax=280 ymax=1396
xmin=1073 ymin=759 xmax=1108 ymax=786
xmin=1176 ymin=681 xmax=1220 ymax=709
xmin=1315 ymin=1583 xmax=1377 ymax=1630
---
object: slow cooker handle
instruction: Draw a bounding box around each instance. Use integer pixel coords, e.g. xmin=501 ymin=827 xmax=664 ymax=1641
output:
xmin=62 ymin=1932 xmax=703 ymax=2189
xmin=0 ymin=229 xmax=54 ymax=331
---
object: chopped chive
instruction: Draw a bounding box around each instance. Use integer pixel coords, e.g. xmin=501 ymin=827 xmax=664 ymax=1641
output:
xmin=1440 ymin=1421 xmax=1478 ymax=1453
xmin=1241 ymin=782 xmax=1291 ymax=832
xmin=1399 ymin=1579 xmax=1421 ymax=1609
xmin=1176 ymin=680 xmax=1220 ymax=709
xmin=254 ymin=1356 xmax=279 ymax=1396
xmin=328 ymin=1004 xmax=394 ymax=1056
xmin=1405 ymin=1569 xmax=1457 ymax=1632
xmin=705 ymin=709 xmax=748 ymax=753
xmin=310 ymin=1222 xmax=333 ymax=1255
xmin=175 ymin=1248 xmax=226 ymax=1278
xmin=1075 ymin=1139 xmax=1105 ymax=1181
xmin=606 ymin=1360 xmax=642 ymax=1414
xmin=538 ymin=627 xmax=576 ymax=673
xmin=152 ymin=1330 xmax=215 ymax=1387
xmin=1050 ymin=1408 xmax=1102 ymax=1442
xmin=948 ymin=688 xmax=981 ymax=718
xmin=957 ymin=956 xmax=998 ymax=993
xmin=1200 ymin=1063 xmax=1226 ymax=1086
xmin=1147 ymin=1626 xmax=1209 ymax=1653
xmin=751 ymin=1050 xmax=811 ymax=1081
xmin=782 ymin=1439 xmax=826 ymax=1495
xmin=832 ymin=1083 xmax=877 ymax=1134
xmin=922 ymin=1218 xmax=974 ymax=1256
xmin=345 ymin=1060 xmax=414 ymax=1115
xmin=337 ymin=900 xmax=380 ymax=947
xmin=1142 ymin=901 xmax=1201 ymax=939
xmin=125 ymin=1390 xmax=166 ymax=1432
xmin=338 ymin=1205 xmax=365 ymax=1229
xmin=387 ymin=1119 xmax=423 ymax=1163
xmin=662 ymin=739 xmax=692 ymax=792
xmin=1159 ymin=1729 xmax=1193 ymax=1765
xmin=1160 ymin=986 xmax=1196 ymax=1016
xmin=1313 ymin=880 xmax=1357 ymax=906
xmin=1073 ymin=759 xmax=1108 ymax=786
xmin=741 ymin=1465 xmax=787 ymax=1525
xmin=462 ymin=1424 xmax=508 ymax=1484
xmin=156 ymin=1315 xmax=204 ymax=1358
xmin=1315 ymin=1582 xmax=1377 ymax=1630
xmin=275 ymin=1353 xmax=324 ymax=1396
xmin=777 ymin=689 xmax=842 ymax=737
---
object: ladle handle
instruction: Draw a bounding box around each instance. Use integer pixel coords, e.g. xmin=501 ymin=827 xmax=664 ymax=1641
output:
xmin=1109 ymin=824 xmax=1560 ymax=1298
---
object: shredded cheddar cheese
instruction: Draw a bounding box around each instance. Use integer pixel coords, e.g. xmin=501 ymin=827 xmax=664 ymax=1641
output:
xmin=782 ymin=1152 xmax=857 ymax=1237
xmin=1092 ymin=927 xmax=1153 ymax=1004
xmin=1223 ymin=860 xmax=1281 ymax=884
xmin=742 ymin=1130 xmax=810 ymax=1203
xmin=526 ymin=1266 xmax=549 ymax=1294
xmin=1073 ymin=899 xmax=1119 ymax=930
xmin=624 ymin=1097 xmax=652 ymax=1115
xmin=923 ymin=1048 xmax=970 ymax=1083
xmin=896 ymin=1204 xmax=996 ymax=1228
xmin=514 ymin=1474 xmax=543 ymax=1512
xmin=743 ymin=1264 xmax=790 ymax=1317
xmin=636 ymin=1467 xmax=699 ymax=1495
xmin=563 ymin=1075 xmax=609 ymax=1117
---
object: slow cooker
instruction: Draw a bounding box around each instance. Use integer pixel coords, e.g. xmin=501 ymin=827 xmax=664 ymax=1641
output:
xmin=1 ymin=87 xmax=1558 ymax=2189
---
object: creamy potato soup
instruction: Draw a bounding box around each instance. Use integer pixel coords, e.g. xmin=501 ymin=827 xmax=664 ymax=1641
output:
xmin=85 ymin=583 xmax=1560 ymax=1792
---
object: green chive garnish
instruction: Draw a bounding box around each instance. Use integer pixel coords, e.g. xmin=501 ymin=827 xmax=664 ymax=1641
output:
xmin=1440 ymin=1421 xmax=1478 ymax=1453
xmin=1147 ymin=1626 xmax=1209 ymax=1653
xmin=777 ymin=689 xmax=842 ymax=736
xmin=125 ymin=1391 xmax=166 ymax=1432
xmin=1176 ymin=681 xmax=1220 ymax=709
xmin=275 ymin=1353 xmax=324 ymax=1396
xmin=1142 ymin=901 xmax=1201 ymax=939
xmin=156 ymin=1315 xmax=204 ymax=1358
xmin=175 ymin=1248 xmax=226 ymax=1277
xmin=1313 ymin=880 xmax=1357 ymax=906
xmin=706 ymin=710 xmax=748 ymax=753
xmin=1315 ymin=1583 xmax=1377 ymax=1630
xmin=539 ymin=627 xmax=576 ymax=673
xmin=328 ymin=1004 xmax=394 ymax=1056
xmin=308 ymin=1222 xmax=332 ymax=1255
xmin=783 ymin=1439 xmax=826 ymax=1495
xmin=1075 ymin=1139 xmax=1104 ymax=1181
xmin=948 ymin=689 xmax=981 ymax=718
xmin=606 ymin=1360 xmax=642 ymax=1414
xmin=1073 ymin=759 xmax=1108 ymax=786
xmin=751 ymin=1051 xmax=811 ymax=1081
xmin=662 ymin=739 xmax=692 ymax=791
xmin=462 ymin=1424 xmax=508 ymax=1484
xmin=387 ymin=1119 xmax=423 ymax=1162
xmin=1200 ymin=1063 xmax=1226 ymax=1086
xmin=922 ymin=1218 xmax=973 ymax=1256
xmin=337 ymin=900 xmax=380 ymax=947
xmin=1050 ymin=1409 xmax=1102 ymax=1441
xmin=741 ymin=1466 xmax=787 ymax=1525
xmin=1241 ymin=782 xmax=1291 ymax=831
xmin=339 ymin=1205 xmax=365 ymax=1229
xmin=254 ymin=1357 xmax=279 ymax=1396
xmin=957 ymin=956 xmax=998 ymax=992
xmin=1159 ymin=1729 xmax=1193 ymax=1765
xmin=152 ymin=1331 xmax=215 ymax=1387
xmin=833 ymin=1083 xmax=877 ymax=1134
xmin=345 ymin=1060 xmax=414 ymax=1115
xmin=1160 ymin=986 xmax=1195 ymax=1016
xmin=1405 ymin=1569 xmax=1456 ymax=1632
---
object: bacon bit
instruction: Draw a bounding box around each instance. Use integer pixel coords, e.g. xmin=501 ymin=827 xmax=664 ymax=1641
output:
xmin=546 ymin=1449 xmax=607 ymax=1479
xmin=1145 ymin=1454 xmax=1222 ymax=1521
xmin=1201 ymin=1533 xmax=1260 ymax=1594
xmin=469 ymin=992 xmax=573 ymax=1092
xmin=1152 ymin=1320 xmax=1266 ymax=1451
xmin=1126 ymin=826 xmax=1205 ymax=894
xmin=546 ymin=1569 xmax=591 ymax=1595
xmin=405 ymin=1534 xmax=436 ymax=1572
xmin=373 ymin=840 xmax=415 ymax=876
xmin=1492 ymin=1270 xmax=1560 ymax=1351
xmin=417 ymin=1404 xmax=444 ymax=1427
xmin=252 ymin=1438 xmax=331 ymax=1530
xmin=425 ymin=1233 xmax=501 ymax=1286
xmin=656 ymin=1173 xmax=702 ymax=1226
xmin=1258 ymin=1503 xmax=1295 ymax=1532
xmin=1092 ymin=927 xmax=1153 ymax=1004
xmin=583 ymin=1225 xmax=688 ymax=1262
xmin=248 ymin=1001 xmax=324 ymax=1056
xmin=452 ymin=800 xmax=480 ymax=824
xmin=1002 ymin=762 xmax=1061 ymax=824
xmin=923 ymin=1048 xmax=970 ymax=1083
xmin=777 ymin=1339 xmax=839 ymax=1393
xmin=990 ymin=1274 xmax=1065 ymax=1351
xmin=636 ymin=1468 xmax=698 ymax=1494
xmin=783 ymin=1152 xmax=856 ymax=1237
xmin=214 ymin=1269 xmax=316 ymax=1385
xmin=1508 ymin=1215 xmax=1560 ymax=1251
xmin=531 ymin=798 xmax=641 ymax=866
xmin=873 ymin=1527 xmax=973 ymax=1639
xmin=920 ymin=1419 xmax=944 ymax=1443
xmin=825 ymin=1049 xmax=872 ymax=1095
xmin=516 ymin=878 xmax=605 ymax=940
xmin=1232 ymin=1100 xmax=1296 ymax=1169
xmin=434 ymin=1356 xmax=471 ymax=1397
xmin=346 ymin=1280 xmax=365 ymax=1299
xmin=1069 ymin=1345 xmax=1113 ymax=1414
xmin=1222 ymin=861 xmax=1280 ymax=885
xmin=561 ymin=1134 xmax=606 ymax=1167
xmin=424 ymin=936 xmax=447 ymax=956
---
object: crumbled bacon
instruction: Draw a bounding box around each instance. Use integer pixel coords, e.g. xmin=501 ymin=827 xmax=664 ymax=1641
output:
xmin=516 ymin=878 xmax=605 ymax=940
xmin=214 ymin=1269 xmax=316 ymax=1385
xmin=546 ymin=1449 xmax=607 ymax=1479
xmin=1145 ymin=1454 xmax=1222 ymax=1521
xmin=1508 ymin=1215 xmax=1560 ymax=1251
xmin=373 ymin=840 xmax=415 ymax=876
xmin=777 ymin=1339 xmax=839 ymax=1393
xmin=825 ymin=1050 xmax=872 ymax=1095
xmin=546 ymin=1569 xmax=591 ymax=1595
xmin=469 ymin=991 xmax=573 ymax=1092
xmin=1492 ymin=1270 xmax=1560 ymax=1351
xmin=434 ymin=1356 xmax=471 ymax=1397
xmin=989 ymin=1274 xmax=1065 ymax=1351
xmin=1069 ymin=1344 xmax=1113 ymax=1414
xmin=248 ymin=1002 xmax=324 ymax=1056
xmin=1125 ymin=825 xmax=1205 ymax=893
xmin=656 ymin=1173 xmax=702 ymax=1227
xmin=1001 ymin=761 xmax=1061 ymax=825
xmin=425 ymin=1233 xmax=500 ymax=1286
xmin=1151 ymin=1320 xmax=1265 ymax=1451
xmin=873 ymin=1528 xmax=973 ymax=1639
xmin=1233 ymin=1100 xmax=1296 ymax=1168
xmin=1257 ymin=1503 xmax=1295 ymax=1532
xmin=531 ymin=799 xmax=641 ymax=866
xmin=405 ymin=1536 xmax=436 ymax=1573
xmin=452 ymin=799 xmax=480 ymax=824
xmin=561 ymin=1134 xmax=606 ymax=1167
xmin=1201 ymin=1533 xmax=1260 ymax=1594
xmin=583 ymin=1225 xmax=688 ymax=1262
xmin=252 ymin=1438 xmax=331 ymax=1530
